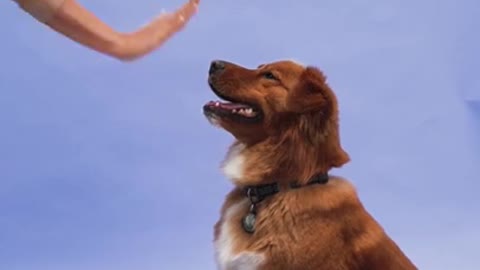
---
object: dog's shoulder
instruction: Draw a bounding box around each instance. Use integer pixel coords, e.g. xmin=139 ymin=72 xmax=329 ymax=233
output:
xmin=294 ymin=176 xmax=417 ymax=270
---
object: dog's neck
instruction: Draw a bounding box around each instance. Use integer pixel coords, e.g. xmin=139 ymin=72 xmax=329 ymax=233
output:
xmin=222 ymin=135 xmax=342 ymax=187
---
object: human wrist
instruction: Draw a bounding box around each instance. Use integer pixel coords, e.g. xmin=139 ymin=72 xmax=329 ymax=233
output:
xmin=108 ymin=33 xmax=147 ymax=61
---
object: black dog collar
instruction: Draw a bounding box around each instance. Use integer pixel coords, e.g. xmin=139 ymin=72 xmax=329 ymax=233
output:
xmin=242 ymin=173 xmax=329 ymax=233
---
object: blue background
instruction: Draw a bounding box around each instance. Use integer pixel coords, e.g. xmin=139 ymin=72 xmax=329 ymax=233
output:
xmin=1 ymin=0 xmax=479 ymax=269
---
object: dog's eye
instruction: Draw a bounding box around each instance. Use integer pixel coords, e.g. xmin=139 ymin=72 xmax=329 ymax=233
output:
xmin=263 ymin=72 xmax=278 ymax=80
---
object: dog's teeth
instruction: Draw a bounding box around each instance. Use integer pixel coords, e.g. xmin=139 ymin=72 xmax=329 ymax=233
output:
xmin=232 ymin=109 xmax=237 ymax=113
xmin=215 ymin=102 xmax=220 ymax=106
xmin=246 ymin=108 xmax=253 ymax=114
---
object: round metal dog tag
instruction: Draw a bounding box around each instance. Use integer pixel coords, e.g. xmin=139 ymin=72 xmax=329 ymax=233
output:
xmin=242 ymin=213 xmax=256 ymax=234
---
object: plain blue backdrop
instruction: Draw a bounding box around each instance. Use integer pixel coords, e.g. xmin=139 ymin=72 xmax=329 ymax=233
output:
xmin=1 ymin=0 xmax=479 ymax=269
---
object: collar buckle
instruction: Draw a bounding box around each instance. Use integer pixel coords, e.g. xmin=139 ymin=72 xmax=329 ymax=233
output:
xmin=246 ymin=187 xmax=260 ymax=204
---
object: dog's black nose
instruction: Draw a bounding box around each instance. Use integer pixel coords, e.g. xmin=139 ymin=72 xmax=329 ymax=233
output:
xmin=209 ymin=60 xmax=225 ymax=75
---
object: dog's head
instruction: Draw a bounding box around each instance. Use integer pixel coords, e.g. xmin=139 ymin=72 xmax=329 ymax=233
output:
xmin=203 ymin=60 xmax=349 ymax=171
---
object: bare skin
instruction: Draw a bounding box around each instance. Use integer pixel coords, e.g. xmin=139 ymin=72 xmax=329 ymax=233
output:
xmin=14 ymin=0 xmax=200 ymax=61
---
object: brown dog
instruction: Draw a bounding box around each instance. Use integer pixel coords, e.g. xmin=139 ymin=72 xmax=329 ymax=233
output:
xmin=203 ymin=60 xmax=417 ymax=270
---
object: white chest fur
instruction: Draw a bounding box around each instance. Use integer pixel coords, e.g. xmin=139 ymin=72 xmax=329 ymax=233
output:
xmin=222 ymin=143 xmax=246 ymax=183
xmin=214 ymin=199 xmax=265 ymax=270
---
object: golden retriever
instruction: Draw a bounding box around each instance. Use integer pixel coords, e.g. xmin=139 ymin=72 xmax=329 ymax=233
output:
xmin=203 ymin=59 xmax=417 ymax=270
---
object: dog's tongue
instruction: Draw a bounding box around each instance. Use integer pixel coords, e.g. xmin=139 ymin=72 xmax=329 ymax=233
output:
xmin=207 ymin=101 xmax=250 ymax=109
xmin=220 ymin=102 xmax=248 ymax=109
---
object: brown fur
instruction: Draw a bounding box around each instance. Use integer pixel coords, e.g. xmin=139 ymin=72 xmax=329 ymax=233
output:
xmin=207 ymin=60 xmax=417 ymax=269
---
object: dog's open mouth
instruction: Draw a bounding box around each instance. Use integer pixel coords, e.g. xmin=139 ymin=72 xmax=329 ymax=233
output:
xmin=203 ymin=85 xmax=263 ymax=123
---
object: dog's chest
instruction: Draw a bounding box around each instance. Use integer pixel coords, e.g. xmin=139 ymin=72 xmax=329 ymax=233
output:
xmin=214 ymin=199 xmax=265 ymax=270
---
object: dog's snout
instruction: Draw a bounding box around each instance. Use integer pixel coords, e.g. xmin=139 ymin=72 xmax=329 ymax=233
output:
xmin=209 ymin=60 xmax=225 ymax=75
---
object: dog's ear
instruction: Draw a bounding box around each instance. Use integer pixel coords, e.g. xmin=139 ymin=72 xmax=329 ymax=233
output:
xmin=287 ymin=66 xmax=331 ymax=114
xmin=291 ymin=66 xmax=350 ymax=168
xmin=297 ymin=112 xmax=350 ymax=168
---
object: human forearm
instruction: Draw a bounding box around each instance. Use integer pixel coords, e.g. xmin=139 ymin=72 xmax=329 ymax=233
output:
xmin=45 ymin=0 xmax=124 ymax=59
xmin=14 ymin=0 xmax=199 ymax=61
xmin=15 ymin=0 xmax=127 ymax=59
xmin=15 ymin=0 xmax=66 ymax=23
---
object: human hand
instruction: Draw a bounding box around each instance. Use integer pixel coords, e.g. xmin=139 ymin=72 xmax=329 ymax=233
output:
xmin=157 ymin=0 xmax=200 ymax=35
xmin=114 ymin=0 xmax=201 ymax=60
